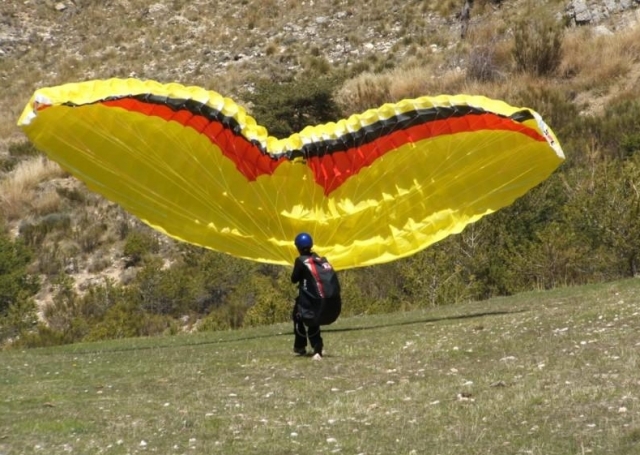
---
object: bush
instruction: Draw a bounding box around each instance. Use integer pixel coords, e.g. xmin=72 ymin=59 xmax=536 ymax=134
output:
xmin=77 ymin=222 xmax=107 ymax=253
xmin=85 ymin=301 xmax=177 ymax=341
xmin=593 ymin=100 xmax=640 ymax=160
xmin=123 ymin=229 xmax=160 ymax=266
xmin=621 ymin=134 xmax=640 ymax=158
xmin=18 ymin=213 xmax=72 ymax=247
xmin=512 ymin=8 xmax=564 ymax=76
xmin=0 ymin=156 xmax=18 ymax=173
xmin=0 ymin=298 xmax=38 ymax=343
xmin=8 ymin=140 xmax=41 ymax=158
xmin=467 ymin=41 xmax=504 ymax=83
xmin=242 ymin=73 xmax=343 ymax=137
xmin=134 ymin=257 xmax=200 ymax=316
xmin=563 ymin=155 xmax=640 ymax=278
xmin=243 ymin=275 xmax=292 ymax=326
xmin=0 ymin=232 xmax=39 ymax=317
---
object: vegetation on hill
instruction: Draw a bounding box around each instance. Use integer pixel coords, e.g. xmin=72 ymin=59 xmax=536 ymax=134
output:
xmin=1 ymin=1 xmax=640 ymax=347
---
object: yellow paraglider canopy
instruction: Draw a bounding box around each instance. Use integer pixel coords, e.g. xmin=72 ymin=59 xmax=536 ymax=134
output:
xmin=18 ymin=78 xmax=565 ymax=269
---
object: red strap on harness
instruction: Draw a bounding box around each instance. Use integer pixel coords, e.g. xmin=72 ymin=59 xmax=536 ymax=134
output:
xmin=304 ymin=257 xmax=325 ymax=298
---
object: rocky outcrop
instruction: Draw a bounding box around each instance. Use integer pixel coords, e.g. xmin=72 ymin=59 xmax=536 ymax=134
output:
xmin=566 ymin=0 xmax=640 ymax=26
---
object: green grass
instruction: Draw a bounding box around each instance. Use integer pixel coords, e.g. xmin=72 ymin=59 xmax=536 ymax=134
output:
xmin=2 ymin=279 xmax=640 ymax=454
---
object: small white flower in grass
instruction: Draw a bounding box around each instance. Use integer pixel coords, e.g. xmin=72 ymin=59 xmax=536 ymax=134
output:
xmin=139 ymin=440 xmax=147 ymax=447
xmin=331 ymin=387 xmax=340 ymax=392
xmin=290 ymin=432 xmax=298 ymax=437
xmin=619 ymin=407 xmax=628 ymax=413
xmin=163 ymin=402 xmax=170 ymax=407
xmin=327 ymin=437 xmax=338 ymax=444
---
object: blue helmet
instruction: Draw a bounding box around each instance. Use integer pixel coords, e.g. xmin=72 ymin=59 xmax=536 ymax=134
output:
xmin=294 ymin=232 xmax=313 ymax=251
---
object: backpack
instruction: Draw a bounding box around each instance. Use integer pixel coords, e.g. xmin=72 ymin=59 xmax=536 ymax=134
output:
xmin=301 ymin=254 xmax=340 ymax=299
xmin=298 ymin=254 xmax=341 ymax=325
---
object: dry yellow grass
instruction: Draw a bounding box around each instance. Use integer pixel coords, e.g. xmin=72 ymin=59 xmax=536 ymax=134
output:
xmin=559 ymin=26 xmax=639 ymax=91
xmin=30 ymin=189 xmax=63 ymax=217
xmin=334 ymin=72 xmax=393 ymax=115
xmin=0 ymin=157 xmax=66 ymax=220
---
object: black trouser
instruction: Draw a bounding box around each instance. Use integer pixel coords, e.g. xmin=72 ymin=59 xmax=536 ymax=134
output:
xmin=292 ymin=303 xmax=323 ymax=354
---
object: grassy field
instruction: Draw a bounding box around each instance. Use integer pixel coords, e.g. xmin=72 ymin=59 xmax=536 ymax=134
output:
xmin=2 ymin=278 xmax=640 ymax=455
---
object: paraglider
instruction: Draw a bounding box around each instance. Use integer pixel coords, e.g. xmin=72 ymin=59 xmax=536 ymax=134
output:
xmin=17 ymin=78 xmax=564 ymax=270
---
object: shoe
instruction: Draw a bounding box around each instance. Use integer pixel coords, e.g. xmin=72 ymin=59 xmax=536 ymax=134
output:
xmin=312 ymin=353 xmax=323 ymax=361
xmin=293 ymin=347 xmax=307 ymax=356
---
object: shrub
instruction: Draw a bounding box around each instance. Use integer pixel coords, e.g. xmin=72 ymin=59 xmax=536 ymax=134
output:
xmin=34 ymin=244 xmax=67 ymax=276
xmin=242 ymin=73 xmax=343 ymax=137
xmin=0 ymin=297 xmax=38 ymax=343
xmin=18 ymin=213 xmax=72 ymax=247
xmin=133 ymin=257 xmax=200 ymax=316
xmin=123 ymin=229 xmax=160 ymax=266
xmin=243 ymin=275 xmax=292 ymax=326
xmin=0 ymin=233 xmax=39 ymax=317
xmin=564 ymin=155 xmax=640 ymax=278
xmin=0 ymin=156 xmax=18 ymax=173
xmin=56 ymin=185 xmax=87 ymax=203
xmin=77 ymin=222 xmax=107 ymax=253
xmin=85 ymin=300 xmax=177 ymax=341
xmin=466 ymin=40 xmax=504 ymax=83
xmin=512 ymin=7 xmax=564 ymax=76
xmin=8 ymin=140 xmax=41 ymax=158
xmin=594 ymin=100 xmax=640 ymax=160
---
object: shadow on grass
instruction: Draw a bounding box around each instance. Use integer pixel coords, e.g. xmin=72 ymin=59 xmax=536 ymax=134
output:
xmin=71 ymin=308 xmax=527 ymax=355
